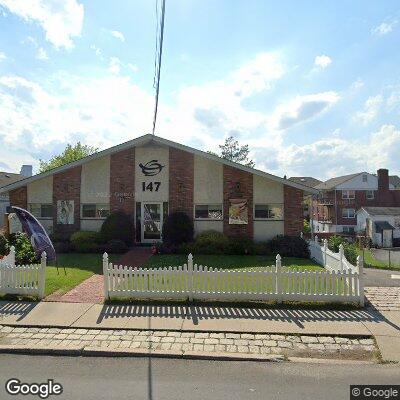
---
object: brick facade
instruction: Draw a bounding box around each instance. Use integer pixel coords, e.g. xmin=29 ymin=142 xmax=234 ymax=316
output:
xmin=169 ymin=148 xmax=194 ymax=217
xmin=223 ymin=165 xmax=253 ymax=238
xmin=9 ymin=186 xmax=27 ymax=209
xmin=110 ymin=147 xmax=135 ymax=215
xmin=53 ymin=166 xmax=81 ymax=237
xmin=284 ymin=185 xmax=303 ymax=236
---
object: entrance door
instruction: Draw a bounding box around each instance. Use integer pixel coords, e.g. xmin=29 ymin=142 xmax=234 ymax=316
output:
xmin=141 ymin=203 xmax=163 ymax=243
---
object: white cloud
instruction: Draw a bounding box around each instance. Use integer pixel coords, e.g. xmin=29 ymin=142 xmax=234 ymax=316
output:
xmin=90 ymin=44 xmax=101 ymax=56
xmin=355 ymin=94 xmax=383 ymax=125
xmin=372 ymin=20 xmax=397 ymax=35
xmin=108 ymin=57 xmax=121 ymax=74
xmin=128 ymin=63 xmax=139 ymax=73
xmin=269 ymin=91 xmax=340 ymax=131
xmin=36 ymin=47 xmax=48 ymax=60
xmin=350 ymin=78 xmax=364 ymax=91
xmin=314 ymin=55 xmax=332 ymax=69
xmin=110 ymin=30 xmax=125 ymax=42
xmin=0 ymin=0 xmax=84 ymax=49
xmin=0 ymin=51 xmax=6 ymax=61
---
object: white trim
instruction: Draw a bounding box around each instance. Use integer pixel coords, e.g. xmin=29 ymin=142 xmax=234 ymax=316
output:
xmin=0 ymin=134 xmax=317 ymax=194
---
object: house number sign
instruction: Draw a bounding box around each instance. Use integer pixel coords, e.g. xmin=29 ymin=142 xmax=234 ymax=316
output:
xmin=139 ymin=159 xmax=164 ymax=192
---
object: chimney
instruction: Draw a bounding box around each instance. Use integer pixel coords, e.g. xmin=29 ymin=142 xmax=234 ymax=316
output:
xmin=377 ymin=168 xmax=389 ymax=192
xmin=20 ymin=165 xmax=33 ymax=178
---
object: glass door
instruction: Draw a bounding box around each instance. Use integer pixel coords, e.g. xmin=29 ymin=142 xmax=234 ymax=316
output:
xmin=141 ymin=203 xmax=163 ymax=243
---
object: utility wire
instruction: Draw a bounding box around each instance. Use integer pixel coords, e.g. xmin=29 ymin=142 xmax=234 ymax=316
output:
xmin=152 ymin=0 xmax=166 ymax=135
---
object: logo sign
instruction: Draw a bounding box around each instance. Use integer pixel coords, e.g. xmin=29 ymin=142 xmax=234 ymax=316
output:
xmin=139 ymin=160 xmax=164 ymax=176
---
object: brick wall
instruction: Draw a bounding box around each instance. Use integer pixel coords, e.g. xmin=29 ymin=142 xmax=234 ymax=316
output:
xmin=169 ymin=148 xmax=194 ymax=217
xmin=53 ymin=166 xmax=81 ymax=237
xmin=110 ymin=147 xmax=135 ymax=215
xmin=9 ymin=186 xmax=27 ymax=209
xmin=284 ymin=185 xmax=303 ymax=236
xmin=223 ymin=165 xmax=253 ymax=238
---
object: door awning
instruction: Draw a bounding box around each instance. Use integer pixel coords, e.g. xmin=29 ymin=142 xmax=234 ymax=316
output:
xmin=375 ymin=221 xmax=395 ymax=231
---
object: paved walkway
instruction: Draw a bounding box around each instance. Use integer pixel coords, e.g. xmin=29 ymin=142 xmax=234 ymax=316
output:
xmin=0 ymin=325 xmax=377 ymax=361
xmin=118 ymin=246 xmax=152 ymax=268
xmin=365 ymin=287 xmax=400 ymax=311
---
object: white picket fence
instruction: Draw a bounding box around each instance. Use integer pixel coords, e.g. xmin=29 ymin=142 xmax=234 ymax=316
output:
xmin=103 ymin=252 xmax=364 ymax=305
xmin=0 ymin=246 xmax=47 ymax=299
xmin=308 ymin=236 xmax=358 ymax=273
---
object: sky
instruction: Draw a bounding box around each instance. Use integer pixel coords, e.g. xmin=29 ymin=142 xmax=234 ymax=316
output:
xmin=0 ymin=0 xmax=399 ymax=180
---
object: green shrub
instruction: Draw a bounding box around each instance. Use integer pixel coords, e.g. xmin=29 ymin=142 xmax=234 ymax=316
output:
xmin=303 ymin=219 xmax=311 ymax=234
xmin=104 ymin=239 xmax=128 ymax=254
xmin=8 ymin=232 xmax=37 ymax=264
xmin=226 ymin=236 xmax=255 ymax=255
xmin=0 ymin=233 xmax=9 ymax=256
xmin=162 ymin=212 xmax=193 ymax=246
xmin=100 ymin=210 xmax=134 ymax=246
xmin=328 ymin=235 xmax=349 ymax=252
xmin=253 ymin=241 xmax=269 ymax=255
xmin=268 ymin=235 xmax=309 ymax=258
xmin=328 ymin=235 xmax=358 ymax=265
xmin=193 ymin=230 xmax=229 ymax=254
xmin=344 ymin=243 xmax=358 ymax=265
xmin=70 ymin=231 xmax=100 ymax=253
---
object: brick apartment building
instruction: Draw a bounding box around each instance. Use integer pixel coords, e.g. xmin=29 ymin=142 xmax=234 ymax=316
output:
xmin=0 ymin=134 xmax=315 ymax=244
xmin=311 ymin=169 xmax=400 ymax=236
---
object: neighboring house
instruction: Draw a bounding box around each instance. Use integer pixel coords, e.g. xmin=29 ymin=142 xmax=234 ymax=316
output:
xmin=356 ymin=207 xmax=400 ymax=248
xmin=311 ymin=169 xmax=400 ymax=236
xmin=0 ymin=166 xmax=32 ymax=229
xmin=0 ymin=134 xmax=316 ymax=243
xmin=289 ymin=177 xmax=322 ymax=218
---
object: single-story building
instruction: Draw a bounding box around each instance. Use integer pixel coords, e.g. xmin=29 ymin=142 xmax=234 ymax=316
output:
xmin=356 ymin=207 xmax=400 ymax=248
xmin=0 ymin=134 xmax=316 ymax=244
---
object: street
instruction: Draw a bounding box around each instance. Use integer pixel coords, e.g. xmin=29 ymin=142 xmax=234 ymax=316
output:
xmin=0 ymin=355 xmax=398 ymax=400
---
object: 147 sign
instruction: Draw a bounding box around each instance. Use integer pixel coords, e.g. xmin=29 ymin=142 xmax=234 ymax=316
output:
xmin=142 ymin=182 xmax=161 ymax=192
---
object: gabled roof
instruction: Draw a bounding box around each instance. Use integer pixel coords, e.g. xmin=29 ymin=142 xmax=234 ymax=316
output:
xmin=358 ymin=207 xmax=400 ymax=216
xmin=289 ymin=176 xmax=322 ymax=188
xmin=0 ymin=172 xmax=24 ymax=189
xmin=0 ymin=134 xmax=318 ymax=194
xmin=315 ymin=172 xmax=367 ymax=190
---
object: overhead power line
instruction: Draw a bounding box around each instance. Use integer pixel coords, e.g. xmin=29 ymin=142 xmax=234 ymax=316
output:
xmin=152 ymin=0 xmax=166 ymax=135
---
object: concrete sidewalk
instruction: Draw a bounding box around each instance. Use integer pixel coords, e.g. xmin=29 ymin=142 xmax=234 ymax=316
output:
xmin=1 ymin=300 xmax=399 ymax=362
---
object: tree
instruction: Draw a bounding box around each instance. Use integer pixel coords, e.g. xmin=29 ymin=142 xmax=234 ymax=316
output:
xmin=39 ymin=142 xmax=98 ymax=172
xmin=216 ymin=136 xmax=255 ymax=168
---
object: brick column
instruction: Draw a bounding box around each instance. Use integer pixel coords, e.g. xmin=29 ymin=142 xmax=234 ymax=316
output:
xmin=223 ymin=165 xmax=253 ymax=238
xmin=9 ymin=186 xmax=27 ymax=209
xmin=53 ymin=166 xmax=81 ymax=237
xmin=110 ymin=147 xmax=135 ymax=215
xmin=169 ymin=148 xmax=194 ymax=217
xmin=284 ymin=185 xmax=303 ymax=236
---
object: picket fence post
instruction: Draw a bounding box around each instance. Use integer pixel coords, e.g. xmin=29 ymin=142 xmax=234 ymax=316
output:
xmin=323 ymin=239 xmax=328 ymax=268
xmin=339 ymin=244 xmax=344 ymax=271
xmin=188 ymin=253 xmax=194 ymax=301
xmin=357 ymin=255 xmax=365 ymax=307
xmin=9 ymin=246 xmax=15 ymax=267
xmin=275 ymin=254 xmax=282 ymax=303
xmin=103 ymin=252 xmax=109 ymax=300
xmin=38 ymin=251 xmax=46 ymax=299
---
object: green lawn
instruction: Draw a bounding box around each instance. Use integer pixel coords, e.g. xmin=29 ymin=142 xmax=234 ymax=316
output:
xmin=45 ymin=253 xmax=120 ymax=296
xmin=358 ymin=249 xmax=400 ymax=271
xmin=144 ymin=254 xmax=323 ymax=272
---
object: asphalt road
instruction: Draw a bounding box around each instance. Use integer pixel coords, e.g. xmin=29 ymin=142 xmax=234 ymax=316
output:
xmin=0 ymin=355 xmax=399 ymax=400
xmin=363 ymin=267 xmax=400 ymax=287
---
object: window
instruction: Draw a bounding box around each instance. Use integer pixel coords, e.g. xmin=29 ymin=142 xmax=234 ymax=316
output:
xmin=29 ymin=203 xmax=53 ymax=219
xmin=194 ymin=204 xmax=222 ymax=220
xmin=342 ymin=190 xmax=355 ymax=199
xmin=81 ymin=204 xmax=110 ymax=219
xmin=362 ymin=174 xmax=368 ymax=182
xmin=366 ymin=190 xmax=374 ymax=200
xmin=254 ymin=204 xmax=283 ymax=220
xmin=342 ymin=208 xmax=355 ymax=219
xmin=343 ymin=226 xmax=355 ymax=234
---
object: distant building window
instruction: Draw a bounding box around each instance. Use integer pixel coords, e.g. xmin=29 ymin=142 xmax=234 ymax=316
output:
xmin=29 ymin=203 xmax=53 ymax=219
xmin=194 ymin=204 xmax=223 ymax=220
xmin=254 ymin=204 xmax=283 ymax=220
xmin=343 ymin=226 xmax=355 ymax=234
xmin=362 ymin=174 xmax=368 ymax=182
xmin=342 ymin=190 xmax=355 ymax=200
xmin=366 ymin=190 xmax=374 ymax=200
xmin=342 ymin=208 xmax=355 ymax=219
xmin=81 ymin=204 xmax=110 ymax=219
